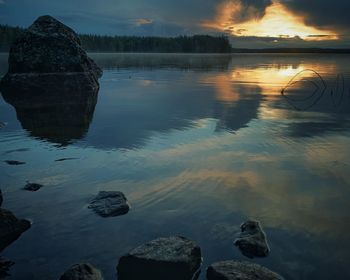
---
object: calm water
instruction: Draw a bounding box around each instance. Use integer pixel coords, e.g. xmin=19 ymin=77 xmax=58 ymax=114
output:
xmin=1 ymin=53 xmax=350 ymax=279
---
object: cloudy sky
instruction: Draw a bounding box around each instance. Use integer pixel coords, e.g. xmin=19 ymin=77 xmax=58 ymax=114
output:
xmin=1 ymin=0 xmax=349 ymax=48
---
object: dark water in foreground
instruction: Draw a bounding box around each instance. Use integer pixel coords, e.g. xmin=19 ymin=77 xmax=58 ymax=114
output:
xmin=1 ymin=53 xmax=350 ymax=279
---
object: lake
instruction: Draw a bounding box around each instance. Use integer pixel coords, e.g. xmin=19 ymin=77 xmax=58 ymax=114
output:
xmin=1 ymin=53 xmax=350 ymax=279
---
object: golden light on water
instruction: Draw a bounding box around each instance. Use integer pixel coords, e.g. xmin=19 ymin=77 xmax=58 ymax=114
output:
xmin=202 ymin=0 xmax=338 ymax=41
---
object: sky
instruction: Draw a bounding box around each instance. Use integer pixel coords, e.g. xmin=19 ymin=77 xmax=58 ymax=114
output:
xmin=0 ymin=0 xmax=349 ymax=48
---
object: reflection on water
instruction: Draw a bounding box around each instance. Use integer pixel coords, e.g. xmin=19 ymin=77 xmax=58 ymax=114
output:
xmin=0 ymin=53 xmax=350 ymax=280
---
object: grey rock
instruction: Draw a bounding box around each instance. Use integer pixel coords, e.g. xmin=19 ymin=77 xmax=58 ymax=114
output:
xmin=0 ymin=15 xmax=102 ymax=115
xmin=207 ymin=260 xmax=284 ymax=280
xmin=0 ymin=208 xmax=31 ymax=252
xmin=234 ymin=220 xmax=270 ymax=258
xmin=0 ymin=122 xmax=5 ymax=129
xmin=3 ymin=160 xmax=26 ymax=165
xmin=88 ymin=191 xmax=130 ymax=217
xmin=0 ymin=15 xmax=102 ymax=91
xmin=24 ymin=182 xmax=43 ymax=192
xmin=59 ymin=263 xmax=103 ymax=280
xmin=0 ymin=16 xmax=99 ymax=147
xmin=117 ymin=236 xmax=202 ymax=280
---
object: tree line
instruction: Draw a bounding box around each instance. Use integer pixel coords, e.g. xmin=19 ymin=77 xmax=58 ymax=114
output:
xmin=0 ymin=24 xmax=232 ymax=53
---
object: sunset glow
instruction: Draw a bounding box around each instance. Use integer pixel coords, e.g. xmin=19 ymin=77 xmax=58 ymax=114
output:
xmin=202 ymin=1 xmax=338 ymax=41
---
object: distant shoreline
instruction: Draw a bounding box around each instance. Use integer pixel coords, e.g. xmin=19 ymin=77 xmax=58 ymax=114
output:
xmin=1 ymin=50 xmax=350 ymax=55
xmin=1 ymin=24 xmax=350 ymax=54
xmin=231 ymin=48 xmax=350 ymax=54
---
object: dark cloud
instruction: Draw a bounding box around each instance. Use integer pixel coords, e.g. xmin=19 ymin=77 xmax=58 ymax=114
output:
xmin=282 ymin=0 xmax=350 ymax=32
xmin=234 ymin=0 xmax=272 ymax=22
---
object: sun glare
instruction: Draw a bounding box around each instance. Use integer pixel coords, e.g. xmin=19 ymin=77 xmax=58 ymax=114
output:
xmin=202 ymin=0 xmax=338 ymax=41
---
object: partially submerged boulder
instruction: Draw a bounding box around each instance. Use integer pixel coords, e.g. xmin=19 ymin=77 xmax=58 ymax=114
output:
xmin=117 ymin=236 xmax=202 ymax=280
xmin=0 ymin=208 xmax=31 ymax=252
xmin=207 ymin=260 xmax=284 ymax=280
xmin=234 ymin=220 xmax=270 ymax=258
xmin=59 ymin=263 xmax=103 ymax=280
xmin=0 ymin=15 xmax=102 ymax=96
xmin=0 ymin=16 xmax=100 ymax=146
xmin=88 ymin=191 xmax=130 ymax=217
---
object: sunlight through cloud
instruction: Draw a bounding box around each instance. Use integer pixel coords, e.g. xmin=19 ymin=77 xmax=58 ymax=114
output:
xmin=202 ymin=0 xmax=338 ymax=41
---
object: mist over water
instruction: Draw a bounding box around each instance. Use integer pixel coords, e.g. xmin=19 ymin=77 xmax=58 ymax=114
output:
xmin=1 ymin=53 xmax=350 ymax=280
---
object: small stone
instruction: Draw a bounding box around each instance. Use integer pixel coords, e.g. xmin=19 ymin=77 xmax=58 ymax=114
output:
xmin=55 ymin=158 xmax=78 ymax=162
xmin=117 ymin=236 xmax=202 ymax=280
xmin=234 ymin=220 xmax=270 ymax=258
xmin=59 ymin=263 xmax=103 ymax=280
xmin=24 ymin=182 xmax=43 ymax=192
xmin=0 ymin=208 xmax=31 ymax=252
xmin=4 ymin=160 xmax=26 ymax=165
xmin=88 ymin=191 xmax=130 ymax=217
xmin=0 ymin=122 xmax=6 ymax=129
xmin=207 ymin=260 xmax=284 ymax=280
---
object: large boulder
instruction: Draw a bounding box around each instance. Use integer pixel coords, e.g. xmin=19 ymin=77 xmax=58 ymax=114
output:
xmin=0 ymin=15 xmax=102 ymax=111
xmin=0 ymin=208 xmax=31 ymax=252
xmin=234 ymin=220 xmax=270 ymax=258
xmin=117 ymin=236 xmax=202 ymax=280
xmin=0 ymin=15 xmax=101 ymax=93
xmin=59 ymin=263 xmax=103 ymax=280
xmin=0 ymin=16 xmax=100 ymax=146
xmin=207 ymin=260 xmax=284 ymax=280
xmin=88 ymin=191 xmax=130 ymax=218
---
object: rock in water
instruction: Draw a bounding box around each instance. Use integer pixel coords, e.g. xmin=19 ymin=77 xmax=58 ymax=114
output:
xmin=117 ymin=236 xmax=202 ymax=280
xmin=0 ymin=15 xmax=100 ymax=146
xmin=59 ymin=263 xmax=103 ymax=280
xmin=0 ymin=208 xmax=31 ymax=252
xmin=0 ymin=257 xmax=15 ymax=278
xmin=0 ymin=189 xmax=2 ymax=207
xmin=3 ymin=160 xmax=26 ymax=165
xmin=0 ymin=15 xmax=102 ymax=96
xmin=234 ymin=220 xmax=270 ymax=258
xmin=88 ymin=191 xmax=130 ymax=217
xmin=207 ymin=260 xmax=284 ymax=280
xmin=24 ymin=182 xmax=43 ymax=192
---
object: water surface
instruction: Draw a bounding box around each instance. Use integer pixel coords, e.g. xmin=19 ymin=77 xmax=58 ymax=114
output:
xmin=1 ymin=53 xmax=350 ymax=279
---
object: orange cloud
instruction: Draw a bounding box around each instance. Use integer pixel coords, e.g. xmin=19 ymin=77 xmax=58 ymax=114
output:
xmin=135 ymin=18 xmax=153 ymax=26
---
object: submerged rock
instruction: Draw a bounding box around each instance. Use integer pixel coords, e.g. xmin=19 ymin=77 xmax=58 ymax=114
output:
xmin=0 ymin=189 xmax=2 ymax=207
xmin=55 ymin=158 xmax=79 ymax=162
xmin=59 ymin=263 xmax=103 ymax=280
xmin=0 ymin=208 xmax=31 ymax=252
xmin=88 ymin=191 xmax=130 ymax=217
xmin=24 ymin=182 xmax=43 ymax=192
xmin=0 ymin=15 xmax=102 ymax=95
xmin=207 ymin=260 xmax=284 ymax=280
xmin=0 ymin=257 xmax=14 ymax=279
xmin=117 ymin=236 xmax=202 ymax=280
xmin=3 ymin=160 xmax=26 ymax=166
xmin=234 ymin=220 xmax=270 ymax=258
